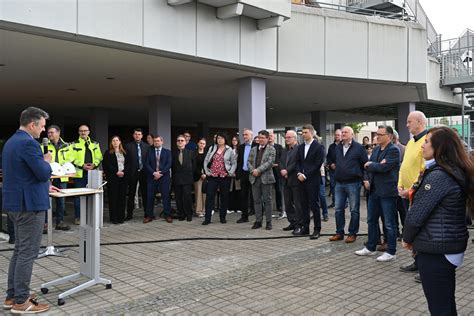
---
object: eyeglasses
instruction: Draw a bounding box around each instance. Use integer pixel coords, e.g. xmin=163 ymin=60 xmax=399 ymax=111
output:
xmin=177 ymin=139 xmax=185 ymax=142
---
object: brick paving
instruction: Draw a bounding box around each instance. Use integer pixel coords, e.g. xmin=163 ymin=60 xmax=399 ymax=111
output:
xmin=1 ymin=197 xmax=473 ymax=315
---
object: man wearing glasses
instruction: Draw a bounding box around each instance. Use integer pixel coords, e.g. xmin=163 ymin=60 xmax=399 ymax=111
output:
xmin=172 ymin=135 xmax=196 ymax=221
xmin=71 ymin=125 xmax=102 ymax=225
xmin=355 ymin=125 xmax=400 ymax=262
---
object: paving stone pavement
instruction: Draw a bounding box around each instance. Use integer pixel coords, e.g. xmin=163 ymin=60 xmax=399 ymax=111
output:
xmin=1 ymin=197 xmax=473 ymax=315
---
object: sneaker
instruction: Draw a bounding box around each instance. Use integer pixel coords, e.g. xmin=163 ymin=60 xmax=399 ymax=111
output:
xmin=278 ymin=211 xmax=287 ymax=220
xmin=74 ymin=218 xmax=80 ymax=225
xmin=376 ymin=252 xmax=396 ymax=262
xmin=55 ymin=222 xmax=70 ymax=231
xmin=197 ymin=214 xmax=204 ymax=218
xmin=355 ymin=247 xmax=376 ymax=256
xmin=10 ymin=295 xmax=48 ymax=314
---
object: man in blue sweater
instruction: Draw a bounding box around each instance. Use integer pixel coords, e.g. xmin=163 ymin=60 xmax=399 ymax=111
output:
xmin=329 ymin=126 xmax=368 ymax=243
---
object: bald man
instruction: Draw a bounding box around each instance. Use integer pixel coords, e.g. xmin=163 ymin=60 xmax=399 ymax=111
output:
xmin=399 ymin=110 xmax=428 ymax=274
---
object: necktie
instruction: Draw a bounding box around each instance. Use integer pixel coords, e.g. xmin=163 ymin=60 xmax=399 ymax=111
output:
xmin=155 ymin=149 xmax=160 ymax=171
xmin=178 ymin=150 xmax=183 ymax=165
xmin=137 ymin=143 xmax=143 ymax=170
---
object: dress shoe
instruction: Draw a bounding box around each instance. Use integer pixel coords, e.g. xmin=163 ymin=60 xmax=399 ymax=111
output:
xmin=376 ymin=242 xmax=387 ymax=252
xmin=328 ymin=203 xmax=335 ymax=208
xmin=414 ymin=274 xmax=422 ymax=283
xmin=220 ymin=218 xmax=227 ymax=224
xmin=266 ymin=222 xmax=272 ymax=230
xmin=329 ymin=234 xmax=343 ymax=241
xmin=322 ymin=215 xmax=329 ymax=222
xmin=282 ymin=224 xmax=295 ymax=231
xmin=166 ymin=216 xmax=173 ymax=223
xmin=251 ymin=222 xmax=262 ymax=229
xmin=345 ymin=235 xmax=357 ymax=243
xmin=236 ymin=217 xmax=249 ymax=223
xmin=399 ymin=262 xmax=418 ymax=273
xmin=186 ymin=217 xmax=192 ymax=222
xmin=143 ymin=217 xmax=153 ymax=224
xmin=55 ymin=222 xmax=70 ymax=231
xmin=178 ymin=217 xmax=185 ymax=221
xmin=124 ymin=214 xmax=133 ymax=221
xmin=292 ymin=227 xmax=309 ymax=236
xmin=309 ymin=231 xmax=320 ymax=240
xmin=202 ymin=220 xmax=210 ymax=225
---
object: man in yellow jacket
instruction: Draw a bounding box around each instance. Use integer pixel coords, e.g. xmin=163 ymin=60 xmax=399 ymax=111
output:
xmin=71 ymin=125 xmax=102 ymax=224
xmin=398 ymin=110 xmax=427 ymax=275
xmin=46 ymin=125 xmax=73 ymax=231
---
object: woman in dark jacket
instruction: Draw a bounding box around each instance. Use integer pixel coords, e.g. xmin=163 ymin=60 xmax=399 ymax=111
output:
xmin=403 ymin=126 xmax=474 ymax=316
xmin=102 ymin=136 xmax=131 ymax=224
xmin=193 ymin=138 xmax=207 ymax=218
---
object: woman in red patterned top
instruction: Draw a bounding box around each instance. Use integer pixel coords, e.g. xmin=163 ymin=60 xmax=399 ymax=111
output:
xmin=202 ymin=133 xmax=237 ymax=225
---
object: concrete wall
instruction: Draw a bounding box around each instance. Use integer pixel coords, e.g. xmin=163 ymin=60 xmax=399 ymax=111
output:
xmin=0 ymin=1 xmax=426 ymax=83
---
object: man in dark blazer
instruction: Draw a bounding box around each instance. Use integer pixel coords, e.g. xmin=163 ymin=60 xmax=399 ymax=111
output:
xmin=2 ymin=107 xmax=53 ymax=313
xmin=144 ymin=135 xmax=172 ymax=224
xmin=172 ymin=135 xmax=196 ymax=221
xmin=269 ymin=130 xmax=284 ymax=217
xmin=295 ymin=124 xmax=325 ymax=239
xmin=235 ymin=128 xmax=256 ymax=223
xmin=279 ymin=130 xmax=300 ymax=232
xmin=356 ymin=125 xmax=400 ymax=262
xmin=125 ymin=128 xmax=149 ymax=221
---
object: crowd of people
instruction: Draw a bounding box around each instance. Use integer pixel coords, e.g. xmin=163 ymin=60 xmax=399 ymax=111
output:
xmin=2 ymin=106 xmax=473 ymax=314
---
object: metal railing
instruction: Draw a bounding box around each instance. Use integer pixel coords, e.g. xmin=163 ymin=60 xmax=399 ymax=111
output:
xmin=305 ymin=1 xmax=415 ymax=21
xmin=430 ymin=31 xmax=474 ymax=84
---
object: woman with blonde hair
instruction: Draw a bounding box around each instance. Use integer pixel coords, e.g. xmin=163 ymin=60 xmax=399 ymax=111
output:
xmin=102 ymin=136 xmax=131 ymax=224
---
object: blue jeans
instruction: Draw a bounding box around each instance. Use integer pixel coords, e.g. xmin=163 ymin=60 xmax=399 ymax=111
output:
xmin=73 ymin=173 xmax=89 ymax=219
xmin=334 ymin=182 xmax=361 ymax=236
xmin=319 ymin=177 xmax=328 ymax=217
xmin=366 ymin=195 xmax=398 ymax=255
xmin=7 ymin=211 xmax=45 ymax=304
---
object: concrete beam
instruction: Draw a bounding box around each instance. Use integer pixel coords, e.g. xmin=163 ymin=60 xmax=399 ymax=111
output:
xmin=217 ymin=3 xmax=244 ymax=19
xmin=257 ymin=16 xmax=284 ymax=30
xmin=167 ymin=0 xmax=193 ymax=6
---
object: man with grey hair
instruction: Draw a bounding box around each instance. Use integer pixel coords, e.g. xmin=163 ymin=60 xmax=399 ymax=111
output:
xmin=392 ymin=129 xmax=406 ymax=162
xmin=329 ymin=126 xmax=368 ymax=243
xmin=236 ymin=128 xmax=256 ymax=223
xmin=3 ymin=106 xmax=56 ymax=313
xmin=279 ymin=130 xmax=300 ymax=231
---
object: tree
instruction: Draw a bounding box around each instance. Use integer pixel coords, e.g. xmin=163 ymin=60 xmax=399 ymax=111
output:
xmin=346 ymin=123 xmax=365 ymax=134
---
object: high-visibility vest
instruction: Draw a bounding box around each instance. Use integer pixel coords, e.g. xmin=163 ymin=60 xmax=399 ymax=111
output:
xmin=70 ymin=136 xmax=103 ymax=178
xmin=48 ymin=138 xmax=73 ymax=182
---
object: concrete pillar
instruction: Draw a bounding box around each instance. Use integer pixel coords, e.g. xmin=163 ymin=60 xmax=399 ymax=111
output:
xmin=90 ymin=108 xmax=109 ymax=152
xmin=311 ymin=111 xmax=327 ymax=143
xmin=149 ymin=95 xmax=172 ymax=149
xmin=238 ymin=77 xmax=266 ymax=142
xmin=396 ymin=102 xmax=416 ymax=144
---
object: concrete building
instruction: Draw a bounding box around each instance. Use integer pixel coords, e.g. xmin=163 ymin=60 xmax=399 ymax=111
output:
xmin=0 ymin=0 xmax=471 ymax=149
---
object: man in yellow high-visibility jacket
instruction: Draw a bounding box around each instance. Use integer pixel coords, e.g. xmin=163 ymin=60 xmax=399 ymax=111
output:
xmin=46 ymin=125 xmax=73 ymax=231
xmin=70 ymin=124 xmax=102 ymax=224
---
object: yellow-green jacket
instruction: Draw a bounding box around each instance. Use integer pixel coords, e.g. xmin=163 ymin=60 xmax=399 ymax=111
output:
xmin=71 ymin=136 xmax=103 ymax=178
xmin=48 ymin=138 xmax=73 ymax=182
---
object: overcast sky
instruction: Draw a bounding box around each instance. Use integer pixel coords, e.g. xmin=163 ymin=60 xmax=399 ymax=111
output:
xmin=420 ymin=0 xmax=473 ymax=40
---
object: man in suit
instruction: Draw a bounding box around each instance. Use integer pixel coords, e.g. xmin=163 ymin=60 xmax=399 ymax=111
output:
xmin=279 ymin=130 xmax=300 ymax=232
xmin=326 ymin=129 xmax=342 ymax=208
xmin=329 ymin=126 xmax=368 ymax=243
xmin=2 ymin=107 xmax=54 ymax=313
xmin=294 ymin=124 xmax=325 ymax=239
xmin=248 ymin=130 xmax=276 ymax=230
xmin=144 ymin=135 xmax=172 ymax=224
xmin=269 ymin=130 xmax=284 ymax=218
xmin=235 ymin=128 xmax=255 ymax=223
xmin=356 ymin=125 xmax=400 ymax=262
xmin=172 ymin=135 xmax=196 ymax=221
xmin=125 ymin=128 xmax=149 ymax=221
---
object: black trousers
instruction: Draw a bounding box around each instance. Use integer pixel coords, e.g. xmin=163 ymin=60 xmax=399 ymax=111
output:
xmin=418 ymin=252 xmax=458 ymax=316
xmin=239 ymin=171 xmax=253 ymax=219
xmin=397 ymin=197 xmax=407 ymax=236
xmin=298 ymin=182 xmax=321 ymax=232
xmin=127 ymin=170 xmax=148 ymax=216
xmin=272 ymin=168 xmax=283 ymax=211
xmin=283 ymin=185 xmax=300 ymax=226
xmin=107 ymin=177 xmax=128 ymax=223
xmin=174 ymin=184 xmax=193 ymax=219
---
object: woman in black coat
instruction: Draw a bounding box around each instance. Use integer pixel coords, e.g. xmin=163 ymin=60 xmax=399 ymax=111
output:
xmin=102 ymin=136 xmax=131 ymax=224
xmin=403 ymin=126 xmax=474 ymax=315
